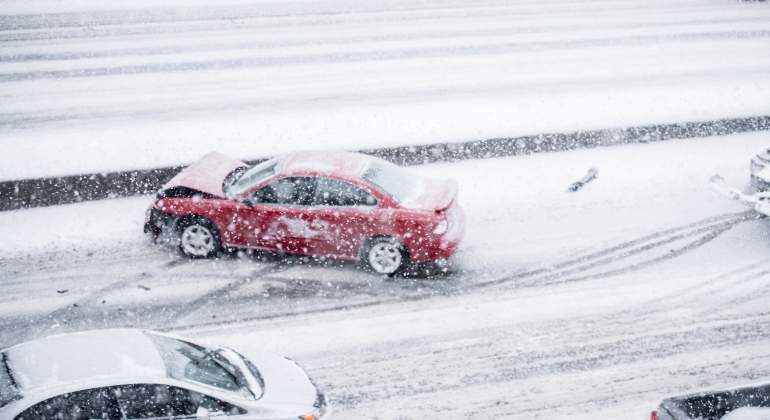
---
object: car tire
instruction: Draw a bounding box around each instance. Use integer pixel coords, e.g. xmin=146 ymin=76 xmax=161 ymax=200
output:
xmin=177 ymin=216 xmax=221 ymax=259
xmin=363 ymin=236 xmax=408 ymax=276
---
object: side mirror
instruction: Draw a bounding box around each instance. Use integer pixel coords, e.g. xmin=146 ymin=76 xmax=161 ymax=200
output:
xmin=196 ymin=406 xmax=210 ymax=420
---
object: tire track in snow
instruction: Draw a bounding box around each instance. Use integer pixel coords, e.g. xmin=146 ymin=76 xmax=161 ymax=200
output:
xmin=314 ymin=302 xmax=770 ymax=415
xmin=165 ymin=260 xmax=295 ymax=325
xmin=0 ymin=210 xmax=758 ymax=346
xmin=3 ymin=30 xmax=769 ymax=83
xmin=168 ymin=211 xmax=754 ymax=332
xmin=4 ymin=15 xmax=768 ymax=62
xmin=0 ymin=1 xmax=750 ymax=38
xmin=461 ymin=211 xmax=754 ymax=290
xmin=644 ymin=257 xmax=770 ymax=315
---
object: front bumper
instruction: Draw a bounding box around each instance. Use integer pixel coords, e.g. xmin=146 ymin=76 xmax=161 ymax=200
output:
xmin=143 ymin=206 xmax=176 ymax=238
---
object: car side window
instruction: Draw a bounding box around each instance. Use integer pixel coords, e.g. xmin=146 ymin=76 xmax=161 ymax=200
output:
xmin=114 ymin=384 xmax=245 ymax=419
xmin=251 ymin=177 xmax=316 ymax=206
xmin=315 ymin=178 xmax=377 ymax=207
xmin=16 ymin=387 xmax=121 ymax=420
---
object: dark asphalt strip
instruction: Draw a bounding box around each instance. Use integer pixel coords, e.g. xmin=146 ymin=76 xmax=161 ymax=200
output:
xmin=2 ymin=114 xmax=769 ymax=212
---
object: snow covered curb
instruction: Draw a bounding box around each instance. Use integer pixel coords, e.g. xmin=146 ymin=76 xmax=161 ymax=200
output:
xmin=1 ymin=114 xmax=769 ymax=212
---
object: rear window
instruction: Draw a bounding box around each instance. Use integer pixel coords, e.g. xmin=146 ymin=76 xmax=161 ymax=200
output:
xmin=0 ymin=353 xmax=21 ymax=408
xmin=362 ymin=160 xmax=421 ymax=205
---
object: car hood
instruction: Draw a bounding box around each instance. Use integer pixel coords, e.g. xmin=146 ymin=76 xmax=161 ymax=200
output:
xmin=244 ymin=351 xmax=320 ymax=413
xmin=160 ymin=152 xmax=246 ymax=198
xmin=403 ymin=178 xmax=458 ymax=211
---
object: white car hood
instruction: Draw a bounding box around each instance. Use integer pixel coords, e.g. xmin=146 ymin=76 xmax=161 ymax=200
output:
xmin=245 ymin=351 xmax=320 ymax=412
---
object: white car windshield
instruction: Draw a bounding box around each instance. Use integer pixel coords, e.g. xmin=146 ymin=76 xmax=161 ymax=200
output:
xmin=226 ymin=158 xmax=278 ymax=196
xmin=147 ymin=334 xmax=257 ymax=400
xmin=0 ymin=353 xmax=20 ymax=408
xmin=362 ymin=160 xmax=421 ymax=205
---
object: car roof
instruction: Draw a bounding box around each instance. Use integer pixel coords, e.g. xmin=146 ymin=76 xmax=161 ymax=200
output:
xmin=278 ymin=150 xmax=374 ymax=179
xmin=3 ymin=329 xmax=167 ymax=394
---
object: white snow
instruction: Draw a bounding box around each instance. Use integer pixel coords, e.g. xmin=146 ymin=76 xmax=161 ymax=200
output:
xmin=3 ymin=1 xmax=770 ymax=419
xmin=2 ymin=132 xmax=770 ymax=418
xmin=1 ymin=0 xmax=769 ymax=179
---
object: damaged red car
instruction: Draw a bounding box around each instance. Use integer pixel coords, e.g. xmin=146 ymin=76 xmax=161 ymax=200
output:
xmin=144 ymin=151 xmax=465 ymax=275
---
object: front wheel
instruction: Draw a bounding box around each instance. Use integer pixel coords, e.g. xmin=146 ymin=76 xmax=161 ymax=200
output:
xmin=178 ymin=217 xmax=221 ymax=258
xmin=364 ymin=237 xmax=408 ymax=276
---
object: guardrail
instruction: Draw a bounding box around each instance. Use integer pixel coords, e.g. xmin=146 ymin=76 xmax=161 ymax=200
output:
xmin=1 ymin=115 xmax=768 ymax=212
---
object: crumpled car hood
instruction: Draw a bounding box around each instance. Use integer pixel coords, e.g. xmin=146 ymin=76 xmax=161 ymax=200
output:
xmin=160 ymin=151 xmax=246 ymax=198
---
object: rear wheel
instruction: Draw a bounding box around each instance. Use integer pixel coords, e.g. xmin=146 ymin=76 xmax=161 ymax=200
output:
xmin=364 ymin=237 xmax=408 ymax=276
xmin=178 ymin=217 xmax=221 ymax=258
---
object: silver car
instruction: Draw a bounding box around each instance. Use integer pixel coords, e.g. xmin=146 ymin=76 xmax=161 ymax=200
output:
xmin=0 ymin=329 xmax=329 ymax=420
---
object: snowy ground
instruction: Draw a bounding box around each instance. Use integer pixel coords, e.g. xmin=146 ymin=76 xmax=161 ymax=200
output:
xmin=3 ymin=0 xmax=770 ymax=419
xmin=2 ymin=132 xmax=770 ymax=418
xmin=1 ymin=0 xmax=770 ymax=179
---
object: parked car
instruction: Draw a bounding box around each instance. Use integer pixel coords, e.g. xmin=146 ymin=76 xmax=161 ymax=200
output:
xmin=0 ymin=329 xmax=329 ymax=420
xmin=144 ymin=150 xmax=465 ymax=275
xmin=651 ymin=381 xmax=770 ymax=419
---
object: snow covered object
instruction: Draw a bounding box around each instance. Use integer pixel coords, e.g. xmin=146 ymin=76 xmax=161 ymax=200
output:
xmin=750 ymin=148 xmax=770 ymax=193
xmin=709 ymin=174 xmax=770 ymax=217
xmin=650 ymin=381 xmax=770 ymax=420
xmin=144 ymin=150 xmax=465 ymax=275
xmin=0 ymin=329 xmax=329 ymax=420
xmin=710 ymin=148 xmax=770 ymax=215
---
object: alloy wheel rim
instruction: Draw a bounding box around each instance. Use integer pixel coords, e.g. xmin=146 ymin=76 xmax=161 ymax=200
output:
xmin=181 ymin=225 xmax=214 ymax=256
xmin=368 ymin=242 xmax=402 ymax=274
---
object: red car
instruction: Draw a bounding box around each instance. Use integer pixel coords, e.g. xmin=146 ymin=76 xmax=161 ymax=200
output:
xmin=144 ymin=151 xmax=465 ymax=275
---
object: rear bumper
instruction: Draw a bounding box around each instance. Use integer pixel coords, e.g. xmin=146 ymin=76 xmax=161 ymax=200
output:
xmin=409 ymin=207 xmax=465 ymax=263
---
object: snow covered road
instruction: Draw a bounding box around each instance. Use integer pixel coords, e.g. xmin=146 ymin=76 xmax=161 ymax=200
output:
xmin=2 ymin=133 xmax=770 ymax=418
xmin=3 ymin=0 xmax=770 ymax=418
xmin=2 ymin=0 xmax=770 ymax=179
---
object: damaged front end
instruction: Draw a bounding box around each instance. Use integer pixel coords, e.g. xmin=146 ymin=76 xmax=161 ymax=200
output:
xmin=143 ymin=205 xmax=176 ymax=242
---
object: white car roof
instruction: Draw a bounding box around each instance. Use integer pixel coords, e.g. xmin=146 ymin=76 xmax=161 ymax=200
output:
xmin=3 ymin=329 xmax=167 ymax=393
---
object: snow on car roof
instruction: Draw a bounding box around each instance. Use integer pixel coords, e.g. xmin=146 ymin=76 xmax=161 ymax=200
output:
xmin=3 ymin=329 xmax=166 ymax=393
xmin=279 ymin=150 xmax=373 ymax=178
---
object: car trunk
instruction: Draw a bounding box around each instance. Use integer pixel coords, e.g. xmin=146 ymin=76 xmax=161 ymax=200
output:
xmin=404 ymin=178 xmax=458 ymax=211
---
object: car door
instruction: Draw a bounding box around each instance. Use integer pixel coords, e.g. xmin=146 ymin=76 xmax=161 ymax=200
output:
xmin=307 ymin=177 xmax=380 ymax=258
xmin=114 ymin=383 xmax=247 ymax=420
xmin=16 ymin=387 xmax=122 ymax=420
xmin=240 ymin=176 xmax=318 ymax=254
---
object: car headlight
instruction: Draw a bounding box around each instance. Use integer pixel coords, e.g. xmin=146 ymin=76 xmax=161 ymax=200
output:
xmin=433 ymin=219 xmax=448 ymax=235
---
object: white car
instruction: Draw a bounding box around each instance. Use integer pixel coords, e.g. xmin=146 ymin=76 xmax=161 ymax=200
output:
xmin=0 ymin=329 xmax=329 ymax=420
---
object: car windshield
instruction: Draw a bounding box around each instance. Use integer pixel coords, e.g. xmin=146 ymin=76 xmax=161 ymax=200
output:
xmin=0 ymin=353 xmax=20 ymax=408
xmin=362 ymin=160 xmax=421 ymax=205
xmin=147 ymin=334 xmax=256 ymax=400
xmin=226 ymin=158 xmax=278 ymax=196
